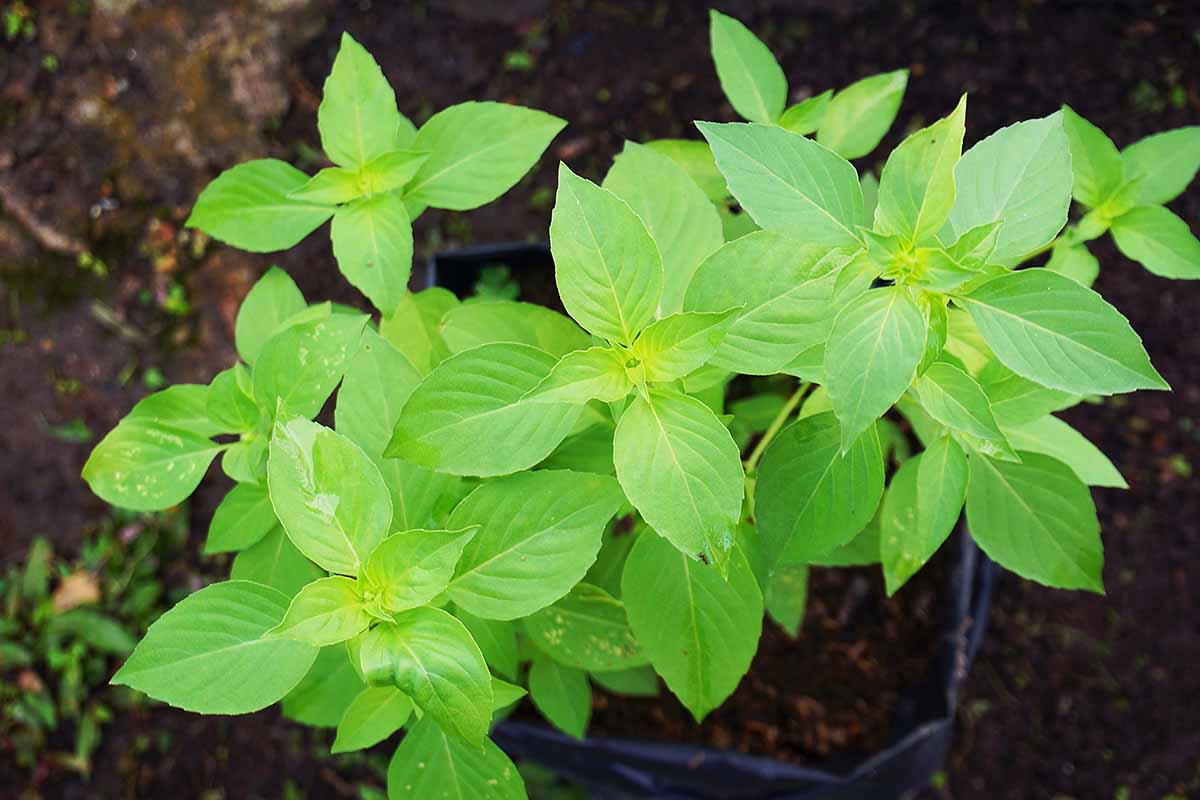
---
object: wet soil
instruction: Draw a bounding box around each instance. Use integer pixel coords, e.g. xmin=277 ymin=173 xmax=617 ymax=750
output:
xmin=2 ymin=1 xmax=1199 ymax=798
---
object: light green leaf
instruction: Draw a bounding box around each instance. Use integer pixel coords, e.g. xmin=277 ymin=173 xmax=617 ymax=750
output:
xmin=121 ymin=383 xmax=224 ymax=437
xmin=387 ymin=718 xmax=526 ymax=800
xmin=186 ymin=159 xmax=333 ymax=252
xmin=385 ymin=342 xmax=581 ymax=477
xmin=1120 ymin=126 xmax=1200 ymax=205
xmin=1111 ymin=204 xmax=1200 ymax=280
xmin=1002 ymin=415 xmax=1126 ymax=488
xmin=252 ymin=312 xmax=367 ymax=419
xmin=957 ymin=270 xmax=1168 ymax=394
xmin=235 ymin=267 xmax=307 ymax=364
xmin=335 ymin=329 xmax=456 ymax=532
xmin=439 ymin=300 xmax=591 ymax=358
xmin=540 ymin=421 xmax=615 ymax=475
xmin=708 ymin=10 xmax=787 ymax=123
xmin=915 ymin=362 xmax=1016 ymax=460
xmin=111 ymin=581 xmax=318 ymax=713
xmin=359 ymin=607 xmax=492 ymax=745
xmin=363 ymin=528 xmax=478 ymax=614
xmin=591 ymin=666 xmax=659 ymax=697
xmin=360 ymin=150 xmax=430 ymax=195
xmin=633 ymin=310 xmax=738 ymax=383
xmin=331 ymin=192 xmax=414 ymax=313
xmin=825 ymin=286 xmax=927 ymax=448
xmin=685 ymin=232 xmax=869 ymax=375
xmin=524 ymin=346 xmax=633 ymax=404
xmin=446 ymin=470 xmax=624 ymax=620
xmin=405 ymin=101 xmax=565 ymax=211
xmin=269 ymin=576 xmax=371 ymax=647
xmin=231 ymin=527 xmax=325 ymax=598
xmin=522 ymin=583 xmax=645 ymax=672
xmin=1045 ymin=241 xmax=1099 ymax=287
xmin=882 ymin=437 xmax=967 ymax=595
xmin=379 ymin=287 xmax=459 ymax=375
xmin=207 ymin=364 xmax=259 ymax=434
xmin=551 ymin=164 xmax=663 ymax=343
xmin=698 ymin=121 xmax=864 ymax=246
xmin=318 ymin=33 xmax=401 ymax=169
xmin=645 ymin=138 xmax=728 ymax=202
xmin=966 ymin=452 xmax=1103 ymax=592
xmin=979 ymin=359 xmax=1077 ymax=425
xmin=268 ymin=416 xmax=392 ymax=575
xmin=603 ymin=141 xmax=724 ymax=314
xmin=779 ymin=90 xmax=832 ymax=135
xmin=613 ymin=388 xmax=743 ymax=566
xmin=529 ymin=658 xmax=591 ymax=740
xmin=205 ymin=483 xmax=277 ymax=554
xmin=1061 ymin=106 xmax=1124 ymax=208
xmin=754 ymin=412 xmax=885 ymax=564
xmin=283 ymin=645 xmax=363 ymax=727
xmin=288 ymin=166 xmax=362 ymax=205
xmin=764 ymin=563 xmax=808 ymax=636
xmin=82 ymin=419 xmax=221 ymax=512
xmin=621 ymin=534 xmax=761 ymax=721
xmin=875 ymin=95 xmax=967 ymax=243
xmin=941 ymin=112 xmax=1072 ymax=266
xmin=454 ymin=608 xmax=519 ymax=680
xmin=332 ymin=686 xmax=413 ymax=754
xmin=816 ymin=70 xmax=908 ymax=160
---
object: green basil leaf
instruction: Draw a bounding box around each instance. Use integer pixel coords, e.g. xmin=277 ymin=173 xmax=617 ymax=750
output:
xmin=764 ymin=563 xmax=808 ymax=636
xmin=875 ymin=95 xmax=966 ymax=243
xmin=235 ymin=267 xmax=307 ymax=364
xmin=633 ymin=309 xmax=738 ymax=383
xmin=755 ymin=411 xmax=885 ymax=564
xmin=269 ymin=576 xmax=371 ymax=647
xmin=522 ymin=583 xmax=645 ymax=672
xmin=957 ymin=270 xmax=1168 ymax=394
xmin=979 ymin=359 xmax=1078 ymax=425
xmin=454 ymin=608 xmax=519 ymax=680
xmin=268 ymin=415 xmax=392 ymax=575
xmin=379 ymin=287 xmax=459 ymax=375
xmin=551 ymin=164 xmax=663 ymax=343
xmin=331 ymin=686 xmax=413 ymax=754
xmin=205 ymin=483 xmax=277 ymax=554
xmin=440 ymin=300 xmax=591 ymax=358
xmin=207 ymin=364 xmax=260 ymax=434
xmin=288 ymin=166 xmax=362 ymax=205
xmin=816 ymin=70 xmax=908 ymax=160
xmin=446 ymin=470 xmax=624 ymax=620
xmin=966 ymin=451 xmax=1103 ymax=592
xmin=644 ymin=138 xmax=728 ymax=202
xmin=282 ymin=645 xmax=363 ymax=727
xmin=186 ymin=159 xmax=333 ymax=252
xmin=941 ymin=112 xmax=1072 ymax=266
xmin=914 ymin=362 xmax=1016 ymax=460
xmin=1044 ymin=241 xmax=1100 ymax=287
xmin=1002 ymin=415 xmax=1126 ymax=489
xmin=591 ymin=666 xmax=659 ymax=697
xmin=539 ymin=421 xmax=616 ymax=476
xmin=331 ymin=192 xmax=414 ymax=313
xmin=1120 ymin=126 xmax=1200 ymax=205
xmin=621 ymin=533 xmax=762 ymax=721
xmin=1061 ymin=105 xmax=1124 ymax=208
xmin=231 ymin=527 xmax=324 ymax=598
xmin=685 ymin=232 xmax=869 ymax=375
xmin=387 ymin=719 xmax=526 ymax=800
xmin=252 ymin=312 xmax=367 ymax=419
xmin=524 ymin=346 xmax=633 ymax=404
xmin=825 ymin=286 xmax=926 ymax=448
xmin=1110 ymin=204 xmax=1200 ymax=280
xmin=613 ymin=388 xmax=743 ymax=567
xmin=779 ymin=90 xmax=832 ymax=135
xmin=359 ymin=607 xmax=492 ymax=745
xmin=82 ymin=419 xmax=221 ymax=512
xmin=362 ymin=528 xmax=478 ymax=614
xmin=405 ymin=100 xmax=565 ymax=211
xmin=881 ymin=437 xmax=967 ymax=595
xmin=360 ymin=150 xmax=430 ymax=195
xmin=528 ymin=658 xmax=591 ymax=740
xmin=386 ymin=342 xmax=582 ymax=476
xmin=112 ymin=581 xmax=318 ymax=713
xmin=698 ymin=121 xmax=864 ymax=247
xmin=708 ymin=10 xmax=787 ymax=123
xmin=603 ymin=141 xmax=724 ymax=315
xmin=318 ymin=33 xmax=402 ymax=169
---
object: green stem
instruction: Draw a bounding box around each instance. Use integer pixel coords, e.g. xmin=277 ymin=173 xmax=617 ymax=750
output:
xmin=744 ymin=382 xmax=810 ymax=473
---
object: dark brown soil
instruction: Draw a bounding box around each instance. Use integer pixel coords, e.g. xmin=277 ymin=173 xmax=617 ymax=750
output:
xmin=2 ymin=1 xmax=1199 ymax=798
xmin=583 ymin=550 xmax=945 ymax=766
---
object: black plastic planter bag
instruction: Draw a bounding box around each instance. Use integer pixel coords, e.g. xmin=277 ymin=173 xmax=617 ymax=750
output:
xmin=426 ymin=244 xmax=1000 ymax=800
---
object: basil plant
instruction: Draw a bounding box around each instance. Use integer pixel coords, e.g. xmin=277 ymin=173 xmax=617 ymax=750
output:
xmin=81 ymin=16 xmax=1198 ymax=799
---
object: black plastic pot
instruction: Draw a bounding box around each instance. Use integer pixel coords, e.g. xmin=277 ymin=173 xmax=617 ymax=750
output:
xmin=425 ymin=243 xmax=999 ymax=800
